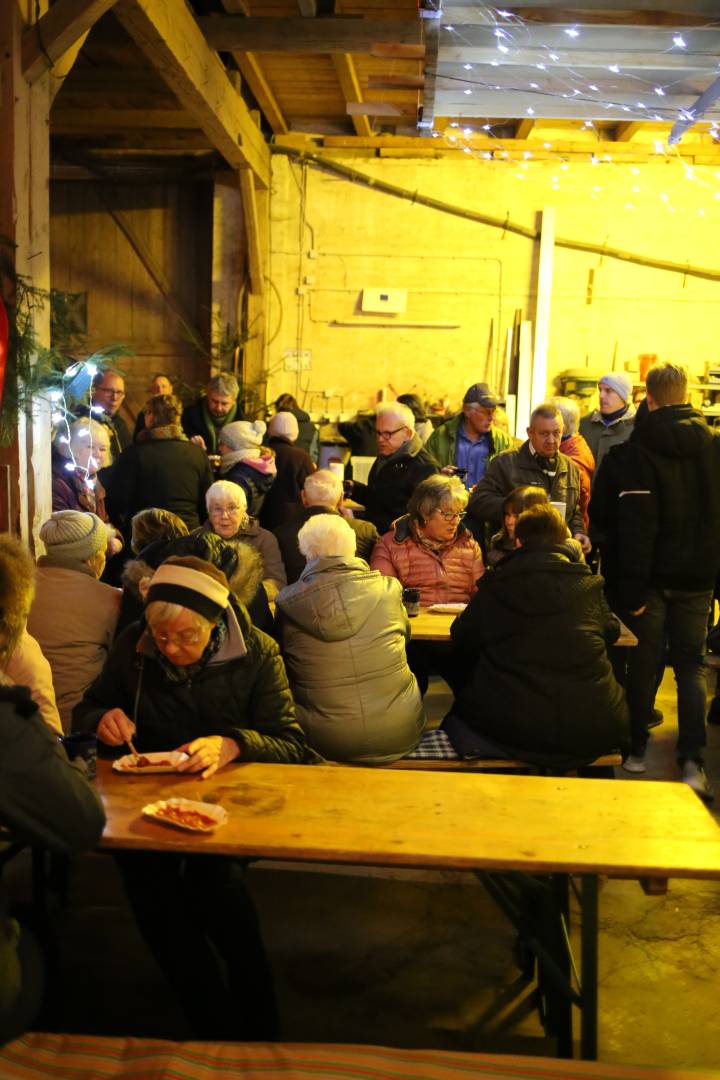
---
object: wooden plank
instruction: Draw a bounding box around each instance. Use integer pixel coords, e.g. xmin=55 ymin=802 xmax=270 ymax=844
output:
xmin=368 ymin=73 xmax=424 ymax=90
xmin=52 ymin=109 xmax=198 ymax=130
xmin=332 ymin=53 xmax=372 ymax=138
xmin=347 ymin=101 xmax=414 ymax=117
xmin=438 ymin=46 xmax=718 ymax=71
xmin=197 ymin=16 xmax=422 ymax=54
xmin=22 ymin=0 xmax=118 ymax=84
xmin=239 ymin=170 xmax=263 ymax=297
xmin=48 ymin=30 xmax=90 ymax=105
xmin=615 ymin=121 xmax=643 ymax=142
xmin=531 ymin=207 xmax=554 ymax=411
xmin=420 ymin=9 xmax=439 ymax=135
xmin=371 ymin=42 xmax=425 ymax=59
xmin=94 ymin=759 xmax=720 ymax=880
xmin=515 ymin=118 xmax=535 ymax=140
xmin=232 ymin=52 xmax=289 ymax=135
xmin=114 ymin=0 xmax=270 ymax=188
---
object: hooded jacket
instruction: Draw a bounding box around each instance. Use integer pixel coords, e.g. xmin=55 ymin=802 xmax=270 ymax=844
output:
xmin=73 ymin=600 xmax=307 ymax=764
xmin=607 ymin=404 xmax=720 ymax=610
xmin=259 ymin=437 xmax=315 ymax=531
xmin=219 ymin=452 xmax=277 ymax=518
xmin=450 ymin=547 xmax=628 ymax=763
xmin=275 ymin=557 xmax=424 ymax=764
xmin=560 ymin=432 xmax=594 ymax=530
xmin=352 ymin=434 xmax=439 ymax=535
xmin=197 ymin=519 xmax=287 ymax=596
xmin=370 ymin=516 xmax=484 ymax=606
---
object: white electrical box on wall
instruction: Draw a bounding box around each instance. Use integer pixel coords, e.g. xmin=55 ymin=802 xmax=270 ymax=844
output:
xmin=361 ymin=288 xmax=407 ymax=315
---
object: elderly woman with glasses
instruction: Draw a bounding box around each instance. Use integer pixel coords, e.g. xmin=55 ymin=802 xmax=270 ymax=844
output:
xmin=371 ymin=475 xmax=484 ymax=695
xmin=73 ymin=556 xmax=307 ymax=1041
xmin=201 ymin=479 xmax=287 ymax=600
xmin=371 ymin=474 xmax=484 ymax=606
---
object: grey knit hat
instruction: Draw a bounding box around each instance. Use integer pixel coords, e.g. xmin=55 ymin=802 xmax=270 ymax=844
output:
xmin=218 ymin=420 xmax=266 ymax=452
xmin=599 ymin=371 xmax=632 ymax=404
xmin=40 ymin=511 xmax=107 ymax=561
xmin=268 ymin=411 xmax=299 ymax=441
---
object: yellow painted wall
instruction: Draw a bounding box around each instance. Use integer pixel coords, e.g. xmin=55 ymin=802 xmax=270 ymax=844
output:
xmin=265 ymin=152 xmax=720 ymax=417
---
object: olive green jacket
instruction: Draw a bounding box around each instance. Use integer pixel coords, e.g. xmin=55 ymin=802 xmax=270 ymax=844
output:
xmin=425 ymin=414 xmax=513 ymax=469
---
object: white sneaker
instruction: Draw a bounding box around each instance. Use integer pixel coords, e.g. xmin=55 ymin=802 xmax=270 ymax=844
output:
xmin=622 ymin=755 xmax=647 ymax=774
xmin=681 ymin=761 xmax=714 ymax=803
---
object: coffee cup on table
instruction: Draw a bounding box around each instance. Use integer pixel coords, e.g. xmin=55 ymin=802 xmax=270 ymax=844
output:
xmin=550 ymin=500 xmax=567 ymax=519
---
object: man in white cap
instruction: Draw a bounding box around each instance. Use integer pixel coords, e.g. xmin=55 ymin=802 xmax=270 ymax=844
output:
xmin=579 ymin=371 xmax=636 ymax=473
xmin=28 ymin=511 xmax=120 ymax=733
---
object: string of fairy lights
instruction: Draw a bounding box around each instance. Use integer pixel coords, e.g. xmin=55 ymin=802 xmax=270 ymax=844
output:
xmin=425 ymin=4 xmax=720 ymax=215
xmin=48 ymin=359 xmax=105 ymax=489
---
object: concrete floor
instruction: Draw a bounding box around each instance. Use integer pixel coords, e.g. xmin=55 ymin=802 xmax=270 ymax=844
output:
xmin=6 ymin=669 xmax=720 ymax=1068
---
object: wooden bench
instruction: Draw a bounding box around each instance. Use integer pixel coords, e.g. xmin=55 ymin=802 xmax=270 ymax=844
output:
xmin=382 ymin=751 xmax=626 ymax=777
xmin=2 ymin=1033 xmax=716 ymax=1080
xmin=383 ymin=754 xmax=622 ymax=773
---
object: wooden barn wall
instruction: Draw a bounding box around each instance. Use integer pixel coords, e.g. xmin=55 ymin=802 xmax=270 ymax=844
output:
xmin=50 ymin=180 xmax=214 ymax=422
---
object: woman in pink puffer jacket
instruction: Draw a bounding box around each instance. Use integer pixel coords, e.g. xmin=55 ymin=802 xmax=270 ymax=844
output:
xmin=370 ymin=475 xmax=484 ymax=607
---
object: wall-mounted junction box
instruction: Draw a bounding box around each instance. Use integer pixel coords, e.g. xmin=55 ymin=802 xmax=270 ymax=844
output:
xmin=360 ymin=288 xmax=408 ymax=315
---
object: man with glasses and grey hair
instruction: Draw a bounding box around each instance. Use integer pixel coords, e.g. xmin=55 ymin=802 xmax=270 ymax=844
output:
xmin=182 ymin=373 xmax=241 ymax=453
xmin=273 ymin=468 xmax=379 ymax=584
xmin=347 ymin=402 xmax=438 ymax=534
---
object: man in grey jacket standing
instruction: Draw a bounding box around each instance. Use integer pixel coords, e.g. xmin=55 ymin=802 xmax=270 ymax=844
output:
xmin=469 ymin=402 xmax=590 ymax=552
xmin=579 ymin=371 xmax=636 ymax=474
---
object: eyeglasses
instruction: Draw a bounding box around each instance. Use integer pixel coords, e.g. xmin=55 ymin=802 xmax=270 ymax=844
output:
xmin=375 ymin=426 xmax=407 ymax=440
xmin=152 ymin=629 xmax=204 ymax=648
xmin=434 ymin=509 xmax=466 ymax=522
xmin=209 ymin=505 xmax=243 ymax=516
xmin=97 ymin=389 xmax=125 ymax=398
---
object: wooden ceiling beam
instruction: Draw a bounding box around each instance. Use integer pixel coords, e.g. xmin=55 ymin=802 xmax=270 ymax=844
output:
xmin=515 ymin=118 xmax=535 ymax=139
xmin=232 ymin=52 xmax=289 ymax=135
xmin=198 ymin=16 xmax=422 ymax=54
xmin=113 ymin=0 xmax=270 ymax=187
xmin=371 ymin=43 xmax=425 ymax=59
xmin=615 ymin=121 xmax=643 ymax=141
xmin=22 ymin=0 xmax=119 ymax=84
xmin=52 ymin=109 xmax=197 ymax=131
xmin=332 ymin=54 xmax=372 ymax=137
xmin=368 ymin=73 xmax=425 ymax=90
xmin=438 ymin=46 xmax=718 ymax=70
xmin=347 ymin=102 xmax=416 ymax=118
xmin=239 ymin=171 xmax=263 ymax=297
xmin=506 ymin=7 xmax=717 ymax=27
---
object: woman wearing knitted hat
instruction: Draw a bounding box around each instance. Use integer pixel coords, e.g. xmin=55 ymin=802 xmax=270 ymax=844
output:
xmin=74 ymin=556 xmax=307 ymax=1039
xmin=27 ymin=511 xmax=121 ymax=732
xmin=217 ymin=420 xmax=277 ymax=518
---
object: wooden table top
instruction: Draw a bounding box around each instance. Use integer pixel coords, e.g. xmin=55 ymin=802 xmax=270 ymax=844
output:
xmin=95 ymin=760 xmax=720 ymax=879
xmin=410 ymin=609 xmax=638 ymax=646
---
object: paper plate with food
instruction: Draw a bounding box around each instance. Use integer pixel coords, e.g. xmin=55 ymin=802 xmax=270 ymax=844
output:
xmin=142 ymin=798 xmax=228 ymax=833
xmin=113 ymin=751 xmax=189 ymax=774
xmin=425 ymin=602 xmax=467 ymax=614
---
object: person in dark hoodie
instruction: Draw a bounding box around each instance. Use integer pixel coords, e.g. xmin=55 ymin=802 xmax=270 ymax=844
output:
xmin=348 ymin=402 xmax=439 ymax=535
xmin=274 ymin=393 xmax=319 ymax=462
xmin=445 ymin=503 xmax=629 ymax=768
xmin=259 ymin=413 xmax=316 ymax=530
xmin=599 ymin=363 xmax=720 ymax=799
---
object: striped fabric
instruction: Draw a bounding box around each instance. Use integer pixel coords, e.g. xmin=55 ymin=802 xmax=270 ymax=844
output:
xmin=405 ymin=729 xmax=459 ymax=759
xmin=0 ymin=1035 xmax=716 ymax=1080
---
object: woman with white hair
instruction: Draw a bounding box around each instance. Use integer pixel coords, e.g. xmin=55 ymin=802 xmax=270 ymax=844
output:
xmin=52 ymin=418 xmax=111 ymax=518
xmin=259 ymin=411 xmax=315 ymax=530
xmin=553 ymin=395 xmax=594 ymax=529
xmin=276 ymin=514 xmax=424 ymax=764
xmin=348 ymin=401 xmax=439 ymax=534
xmin=202 ymin=479 xmax=286 ymax=598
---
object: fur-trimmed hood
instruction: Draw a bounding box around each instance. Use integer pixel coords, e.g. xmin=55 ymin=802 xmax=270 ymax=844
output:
xmin=121 ymin=537 xmax=265 ymax=609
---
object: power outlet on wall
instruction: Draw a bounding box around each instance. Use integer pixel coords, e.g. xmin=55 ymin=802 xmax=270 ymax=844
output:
xmin=283 ymin=349 xmax=312 ymax=372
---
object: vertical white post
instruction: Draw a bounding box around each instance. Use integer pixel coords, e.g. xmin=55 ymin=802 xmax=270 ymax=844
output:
xmin=515 ymin=321 xmax=534 ymax=439
xmin=532 ymin=207 xmax=555 ymax=407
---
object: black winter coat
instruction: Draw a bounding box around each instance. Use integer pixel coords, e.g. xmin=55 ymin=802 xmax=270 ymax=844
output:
xmin=181 ymin=397 xmax=240 ymax=453
xmin=592 ymin=404 xmax=720 ymax=611
xmin=221 ymin=460 xmax=276 ymax=518
xmin=352 ymin=440 xmax=439 ymax=534
xmin=450 ymin=546 xmax=629 ymax=762
xmin=259 ymin=437 xmax=315 ymax=530
xmin=107 ymin=434 xmax=214 ymax=534
xmin=73 ymin=602 xmax=307 ymax=764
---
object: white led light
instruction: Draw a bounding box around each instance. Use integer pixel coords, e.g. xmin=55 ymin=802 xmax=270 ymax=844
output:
xmin=543 ymin=141 xmax=551 ymax=148
xmin=482 ymin=123 xmax=492 ymax=130
xmin=659 ymin=192 xmax=669 ymax=202
xmin=672 ymin=34 xmax=687 ymax=48
xmin=523 ymin=151 xmax=532 ymax=159
xmin=450 ymin=121 xmax=459 ymax=127
xmin=631 ymin=166 xmax=640 ymax=175
xmin=698 ymin=209 xmax=706 ymax=216
xmin=490 ymin=60 xmax=499 ymax=66
xmin=526 ymin=107 xmax=535 ymax=115
xmin=463 ymin=127 xmax=473 ymax=135
xmin=445 ymin=24 xmax=454 ymax=31
xmin=530 ymin=82 xmax=539 ymax=89
xmin=494 ymin=28 xmax=508 ymax=38
xmin=497 ymin=43 xmax=509 ymax=53
xmin=464 ymin=88 xmax=472 ymax=95
xmin=625 ymin=203 xmax=634 ymax=210
xmin=564 ymin=27 xmax=580 ymax=37
xmin=608 ymin=64 xmax=620 ymax=74
xmin=90 ymin=405 xmax=105 ymax=414
xmin=463 ymin=147 xmax=472 ymax=153
xmin=483 ymin=152 xmax=492 ymax=159
xmin=463 ymin=63 xmax=473 ymax=70
xmin=588 ymin=85 xmax=599 ymax=92
xmin=536 ymin=64 xmax=546 ymax=70
xmin=64 ymin=462 xmax=76 ymax=472
xmin=85 ymin=363 xmax=98 ymax=377
xmin=654 ymin=140 xmax=665 ymax=153
xmin=549 ymin=52 xmax=559 ymax=61
xmin=632 ymin=186 xmax=640 ymax=193
xmin=654 ymin=87 xmax=665 ymax=97
xmin=58 ymin=436 xmax=70 ymax=445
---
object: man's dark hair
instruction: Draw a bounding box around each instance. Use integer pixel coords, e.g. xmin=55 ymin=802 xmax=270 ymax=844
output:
xmin=515 ymin=504 xmax=567 ymax=548
xmin=646 ymin=362 xmax=687 ymax=407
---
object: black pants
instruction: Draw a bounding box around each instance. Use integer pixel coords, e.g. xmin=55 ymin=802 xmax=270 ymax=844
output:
xmin=114 ymin=852 xmax=278 ymax=1041
xmin=406 ymin=640 xmax=467 ymax=697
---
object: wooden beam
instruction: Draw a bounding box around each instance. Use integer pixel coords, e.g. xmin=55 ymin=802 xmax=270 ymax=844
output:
xmin=49 ymin=30 xmax=89 ymax=104
xmin=51 ymin=109 xmax=199 ymax=131
xmin=515 ymin=118 xmax=535 ymax=139
xmin=113 ymin=0 xmax=270 ymax=187
xmin=22 ymin=0 xmax=118 ymax=84
xmin=371 ymin=43 xmax=425 ymax=59
xmin=420 ymin=11 xmax=439 ymax=136
xmin=239 ymin=170 xmax=263 ymax=297
xmin=332 ymin=54 xmax=372 ymax=138
xmin=347 ymin=102 xmax=415 ymax=118
xmin=198 ymin=16 xmax=422 ymax=54
xmin=615 ymin=121 xmax=643 ymax=141
xmin=232 ymin=52 xmax=288 ymax=135
xmin=508 ymin=6 xmax=716 ymax=27
xmin=438 ymin=46 xmax=717 ymax=71
xmin=368 ymin=73 xmax=424 ymax=90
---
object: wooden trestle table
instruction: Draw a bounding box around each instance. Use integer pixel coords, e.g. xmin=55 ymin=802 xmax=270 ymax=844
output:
xmin=96 ymin=759 xmax=720 ymax=1061
xmin=410 ymin=609 xmax=638 ymax=645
